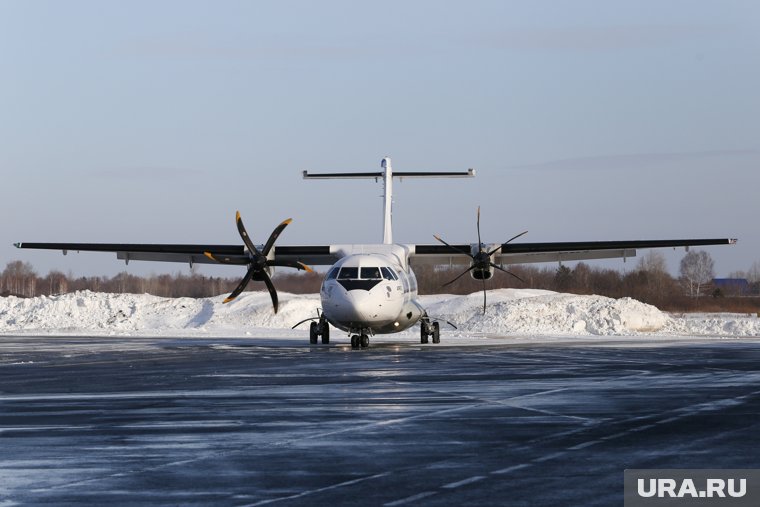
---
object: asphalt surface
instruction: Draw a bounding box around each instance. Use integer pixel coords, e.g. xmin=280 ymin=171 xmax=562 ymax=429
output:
xmin=1 ymin=336 xmax=760 ymax=506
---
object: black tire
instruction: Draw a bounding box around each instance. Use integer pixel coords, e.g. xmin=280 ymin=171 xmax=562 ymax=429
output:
xmin=420 ymin=324 xmax=429 ymax=344
xmin=321 ymin=322 xmax=330 ymax=344
xmin=432 ymin=321 xmax=440 ymax=344
xmin=309 ymin=322 xmax=318 ymax=344
xmin=351 ymin=335 xmax=360 ymax=348
xmin=360 ymin=334 xmax=369 ymax=348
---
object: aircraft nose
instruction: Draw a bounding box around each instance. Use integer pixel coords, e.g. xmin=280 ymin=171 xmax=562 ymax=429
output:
xmin=347 ymin=290 xmax=378 ymax=321
xmin=324 ymin=287 xmax=399 ymax=325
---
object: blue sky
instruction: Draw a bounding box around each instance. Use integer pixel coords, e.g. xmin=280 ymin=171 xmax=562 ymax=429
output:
xmin=1 ymin=0 xmax=758 ymax=278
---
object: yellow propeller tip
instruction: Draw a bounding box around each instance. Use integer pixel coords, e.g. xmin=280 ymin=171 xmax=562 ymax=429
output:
xmin=235 ymin=211 xmax=241 ymax=220
xmin=223 ymin=297 xmax=234 ymax=304
xmin=283 ymin=218 xmax=293 ymax=225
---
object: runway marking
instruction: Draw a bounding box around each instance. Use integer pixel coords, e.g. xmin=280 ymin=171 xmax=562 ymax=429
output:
xmin=441 ymin=475 xmax=487 ymax=489
xmin=567 ymin=440 xmax=601 ymax=450
xmin=491 ymin=463 xmax=532 ymax=475
xmin=532 ymin=451 xmax=567 ymax=463
xmin=384 ymin=491 xmax=438 ymax=506
xmin=600 ymin=432 xmax=630 ymax=441
xmin=241 ymin=472 xmax=391 ymax=506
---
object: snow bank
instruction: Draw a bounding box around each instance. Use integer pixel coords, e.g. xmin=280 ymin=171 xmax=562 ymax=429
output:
xmin=422 ymin=289 xmax=668 ymax=335
xmin=2 ymin=289 xmax=758 ymax=338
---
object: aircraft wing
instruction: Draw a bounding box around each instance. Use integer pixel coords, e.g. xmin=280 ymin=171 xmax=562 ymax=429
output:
xmin=15 ymin=237 xmax=737 ymax=269
xmin=409 ymin=238 xmax=737 ymax=266
xmin=13 ymin=243 xmax=340 ymax=267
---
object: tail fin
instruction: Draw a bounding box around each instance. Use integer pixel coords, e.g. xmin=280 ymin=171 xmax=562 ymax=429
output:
xmin=303 ymin=157 xmax=475 ymax=244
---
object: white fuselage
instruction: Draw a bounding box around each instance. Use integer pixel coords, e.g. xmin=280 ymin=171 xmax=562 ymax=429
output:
xmin=319 ymin=250 xmax=424 ymax=335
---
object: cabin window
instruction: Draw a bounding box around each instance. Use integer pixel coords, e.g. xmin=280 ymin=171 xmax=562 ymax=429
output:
xmin=381 ymin=267 xmax=398 ymax=280
xmin=338 ymin=267 xmax=359 ymax=280
xmin=360 ymin=267 xmax=382 ymax=279
xmin=326 ymin=267 xmax=339 ymax=280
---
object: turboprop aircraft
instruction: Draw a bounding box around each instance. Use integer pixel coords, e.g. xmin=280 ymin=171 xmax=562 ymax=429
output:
xmin=15 ymin=157 xmax=736 ymax=348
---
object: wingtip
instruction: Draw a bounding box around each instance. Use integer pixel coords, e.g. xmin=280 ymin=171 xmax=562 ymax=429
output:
xmin=13 ymin=242 xmax=21 ymax=248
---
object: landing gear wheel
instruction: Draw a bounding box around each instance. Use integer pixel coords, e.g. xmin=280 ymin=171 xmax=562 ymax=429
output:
xmin=320 ymin=320 xmax=330 ymax=344
xmin=351 ymin=335 xmax=360 ymax=348
xmin=420 ymin=324 xmax=429 ymax=344
xmin=309 ymin=322 xmax=318 ymax=344
xmin=432 ymin=321 xmax=440 ymax=344
xmin=360 ymin=334 xmax=370 ymax=348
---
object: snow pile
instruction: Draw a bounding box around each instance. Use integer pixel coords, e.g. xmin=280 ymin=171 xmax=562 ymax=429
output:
xmin=423 ymin=289 xmax=668 ymax=335
xmin=664 ymin=313 xmax=760 ymax=337
xmin=0 ymin=290 xmax=320 ymax=334
xmin=0 ymin=289 xmax=758 ymax=338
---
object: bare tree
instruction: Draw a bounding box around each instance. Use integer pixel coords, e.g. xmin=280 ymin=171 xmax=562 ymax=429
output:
xmin=679 ymin=250 xmax=715 ymax=297
xmin=637 ymin=251 xmax=668 ymax=274
xmin=747 ymin=260 xmax=760 ymax=284
xmin=1 ymin=260 xmax=37 ymax=297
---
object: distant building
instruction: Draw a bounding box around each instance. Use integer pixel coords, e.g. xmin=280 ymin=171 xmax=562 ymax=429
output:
xmin=712 ymin=278 xmax=751 ymax=296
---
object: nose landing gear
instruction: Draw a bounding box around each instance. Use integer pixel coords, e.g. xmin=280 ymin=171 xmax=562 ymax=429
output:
xmin=350 ymin=332 xmax=370 ymax=349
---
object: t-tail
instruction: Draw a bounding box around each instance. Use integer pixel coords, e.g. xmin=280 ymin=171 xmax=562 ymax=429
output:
xmin=303 ymin=157 xmax=475 ymax=244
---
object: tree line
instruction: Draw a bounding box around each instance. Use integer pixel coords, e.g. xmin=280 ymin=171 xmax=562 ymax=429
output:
xmin=2 ymin=251 xmax=759 ymax=312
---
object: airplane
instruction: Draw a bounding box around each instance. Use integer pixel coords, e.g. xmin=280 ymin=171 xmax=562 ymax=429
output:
xmin=15 ymin=157 xmax=736 ymax=348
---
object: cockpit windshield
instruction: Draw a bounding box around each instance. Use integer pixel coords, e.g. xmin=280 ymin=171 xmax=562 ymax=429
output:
xmin=380 ymin=267 xmax=397 ymax=280
xmin=360 ymin=267 xmax=381 ymax=279
xmin=337 ymin=266 xmax=397 ymax=281
xmin=337 ymin=267 xmax=358 ymax=280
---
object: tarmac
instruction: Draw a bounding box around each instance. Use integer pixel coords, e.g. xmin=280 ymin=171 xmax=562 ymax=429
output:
xmin=1 ymin=335 xmax=760 ymax=506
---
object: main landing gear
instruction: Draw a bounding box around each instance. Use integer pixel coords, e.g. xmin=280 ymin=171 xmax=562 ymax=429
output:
xmin=309 ymin=316 xmax=330 ymax=345
xmin=420 ymin=317 xmax=440 ymax=345
xmin=350 ymin=333 xmax=370 ymax=349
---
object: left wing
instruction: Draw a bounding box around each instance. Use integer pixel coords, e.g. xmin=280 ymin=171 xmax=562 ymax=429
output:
xmin=410 ymin=238 xmax=737 ymax=266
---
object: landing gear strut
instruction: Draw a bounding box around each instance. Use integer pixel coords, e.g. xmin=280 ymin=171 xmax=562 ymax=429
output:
xmin=351 ymin=333 xmax=370 ymax=349
xmin=420 ymin=318 xmax=440 ymax=345
xmin=309 ymin=316 xmax=330 ymax=345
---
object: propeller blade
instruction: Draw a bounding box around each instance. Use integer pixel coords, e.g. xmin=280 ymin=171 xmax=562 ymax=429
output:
xmin=433 ymin=235 xmax=473 ymax=258
xmin=235 ymin=211 xmax=262 ymax=258
xmin=487 ymin=230 xmax=529 ymax=256
xmin=203 ymin=252 xmax=248 ymax=265
xmin=441 ymin=265 xmax=477 ymax=287
xmin=482 ymin=277 xmax=487 ymax=314
xmin=476 ymin=206 xmax=483 ymax=251
xmin=291 ymin=316 xmax=319 ymax=329
xmin=223 ymin=266 xmax=256 ymax=304
xmin=260 ymin=269 xmax=279 ymax=314
xmin=269 ymin=260 xmax=314 ymax=273
xmin=490 ymin=262 xmax=526 ymax=284
xmin=262 ymin=218 xmax=292 ymax=256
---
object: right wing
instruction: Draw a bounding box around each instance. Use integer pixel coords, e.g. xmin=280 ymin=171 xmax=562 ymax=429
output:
xmin=13 ymin=242 xmax=340 ymax=267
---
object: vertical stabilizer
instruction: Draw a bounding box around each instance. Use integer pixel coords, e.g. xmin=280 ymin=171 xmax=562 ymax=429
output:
xmin=303 ymin=159 xmax=475 ymax=245
xmin=381 ymin=157 xmax=393 ymax=244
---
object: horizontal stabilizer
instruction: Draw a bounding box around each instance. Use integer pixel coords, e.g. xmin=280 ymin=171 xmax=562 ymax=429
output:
xmin=302 ymin=169 xmax=475 ymax=179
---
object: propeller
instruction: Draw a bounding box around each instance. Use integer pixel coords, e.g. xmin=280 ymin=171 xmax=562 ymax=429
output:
xmin=434 ymin=206 xmax=528 ymax=314
xmin=204 ymin=211 xmax=313 ymax=312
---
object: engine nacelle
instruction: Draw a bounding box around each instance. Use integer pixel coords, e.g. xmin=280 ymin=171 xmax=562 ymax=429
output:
xmin=469 ymin=243 xmax=500 ymax=280
xmin=471 ymin=264 xmax=494 ymax=280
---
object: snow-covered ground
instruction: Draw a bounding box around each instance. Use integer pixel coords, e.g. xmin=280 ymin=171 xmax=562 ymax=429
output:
xmin=1 ymin=289 xmax=758 ymax=341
